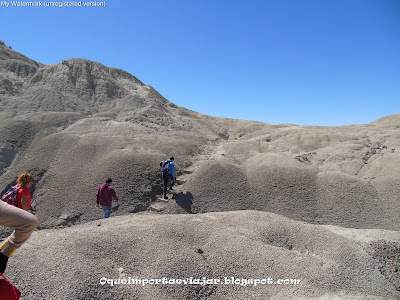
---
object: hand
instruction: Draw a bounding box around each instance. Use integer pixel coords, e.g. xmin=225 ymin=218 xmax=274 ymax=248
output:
xmin=96 ymin=204 xmax=99 ymax=208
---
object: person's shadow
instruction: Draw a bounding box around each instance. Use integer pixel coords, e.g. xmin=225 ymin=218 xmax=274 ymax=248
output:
xmin=172 ymin=192 xmax=194 ymax=214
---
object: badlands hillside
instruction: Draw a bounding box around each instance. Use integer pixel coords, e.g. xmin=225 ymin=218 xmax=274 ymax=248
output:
xmin=0 ymin=41 xmax=399 ymax=299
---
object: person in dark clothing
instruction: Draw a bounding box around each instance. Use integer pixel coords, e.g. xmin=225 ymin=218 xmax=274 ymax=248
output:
xmin=96 ymin=178 xmax=119 ymax=218
xmin=162 ymin=157 xmax=176 ymax=200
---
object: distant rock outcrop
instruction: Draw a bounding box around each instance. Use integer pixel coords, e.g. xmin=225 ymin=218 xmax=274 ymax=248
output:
xmin=371 ymin=114 xmax=400 ymax=129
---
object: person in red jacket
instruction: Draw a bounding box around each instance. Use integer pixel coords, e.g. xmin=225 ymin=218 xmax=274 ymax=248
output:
xmin=96 ymin=178 xmax=119 ymax=218
xmin=0 ymin=172 xmax=38 ymax=274
xmin=16 ymin=172 xmax=34 ymax=211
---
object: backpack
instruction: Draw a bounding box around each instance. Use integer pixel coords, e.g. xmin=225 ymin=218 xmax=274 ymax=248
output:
xmin=1 ymin=184 xmax=21 ymax=207
xmin=0 ymin=271 xmax=21 ymax=300
xmin=160 ymin=160 xmax=170 ymax=173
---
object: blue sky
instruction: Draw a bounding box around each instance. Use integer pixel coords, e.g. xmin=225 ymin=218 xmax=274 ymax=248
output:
xmin=0 ymin=0 xmax=399 ymax=126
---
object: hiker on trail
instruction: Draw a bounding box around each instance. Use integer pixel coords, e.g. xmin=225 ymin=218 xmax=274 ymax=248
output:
xmin=0 ymin=172 xmax=39 ymax=274
xmin=162 ymin=157 xmax=176 ymax=200
xmin=96 ymin=178 xmax=119 ymax=218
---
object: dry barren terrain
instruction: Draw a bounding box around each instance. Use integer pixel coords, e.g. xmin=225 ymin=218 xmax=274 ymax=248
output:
xmin=0 ymin=41 xmax=399 ymax=299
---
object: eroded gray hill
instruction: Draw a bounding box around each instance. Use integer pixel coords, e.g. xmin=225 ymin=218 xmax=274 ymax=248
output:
xmin=0 ymin=42 xmax=264 ymax=229
xmin=8 ymin=211 xmax=400 ymax=300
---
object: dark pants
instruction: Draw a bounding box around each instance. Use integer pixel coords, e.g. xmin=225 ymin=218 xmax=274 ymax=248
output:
xmin=163 ymin=173 xmax=174 ymax=197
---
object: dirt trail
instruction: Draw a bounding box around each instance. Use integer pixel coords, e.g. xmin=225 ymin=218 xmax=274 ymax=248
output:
xmin=148 ymin=139 xmax=229 ymax=213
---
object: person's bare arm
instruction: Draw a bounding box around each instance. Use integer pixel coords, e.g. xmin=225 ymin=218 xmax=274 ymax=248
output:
xmin=21 ymin=195 xmax=30 ymax=211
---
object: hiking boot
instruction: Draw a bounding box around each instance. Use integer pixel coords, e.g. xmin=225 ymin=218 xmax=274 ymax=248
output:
xmin=0 ymin=252 xmax=8 ymax=274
